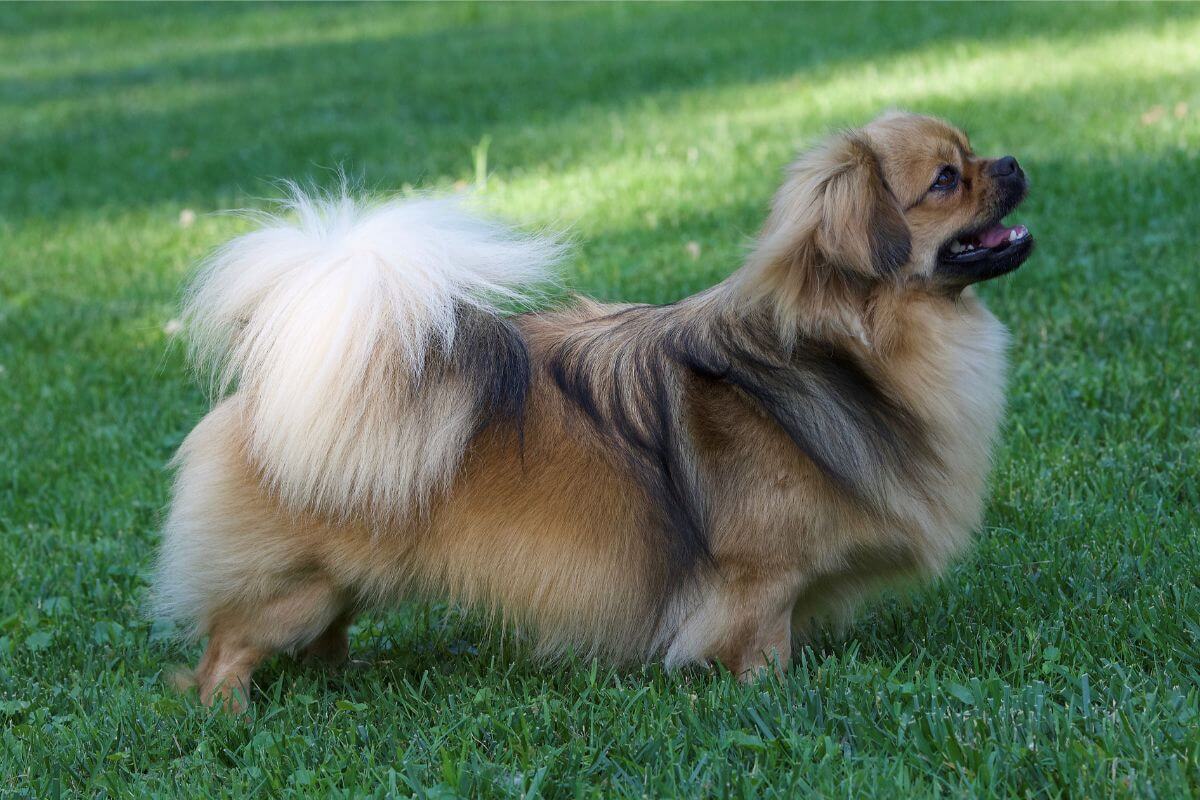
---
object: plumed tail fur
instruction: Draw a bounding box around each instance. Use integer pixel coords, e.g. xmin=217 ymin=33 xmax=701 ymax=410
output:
xmin=183 ymin=190 xmax=561 ymax=519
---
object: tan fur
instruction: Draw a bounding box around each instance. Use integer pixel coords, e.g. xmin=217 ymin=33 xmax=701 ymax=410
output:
xmin=155 ymin=112 xmax=1029 ymax=707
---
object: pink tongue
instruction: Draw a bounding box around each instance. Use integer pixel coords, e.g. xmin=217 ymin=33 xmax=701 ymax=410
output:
xmin=978 ymin=223 xmax=1026 ymax=248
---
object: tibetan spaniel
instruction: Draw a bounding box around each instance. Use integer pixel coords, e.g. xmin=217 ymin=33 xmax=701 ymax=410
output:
xmin=154 ymin=111 xmax=1034 ymax=710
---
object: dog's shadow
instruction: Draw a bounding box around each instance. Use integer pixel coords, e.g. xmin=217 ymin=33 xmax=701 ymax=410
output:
xmin=226 ymin=592 xmax=965 ymax=709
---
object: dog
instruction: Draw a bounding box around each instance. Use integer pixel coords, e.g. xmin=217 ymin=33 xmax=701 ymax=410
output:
xmin=154 ymin=111 xmax=1033 ymax=710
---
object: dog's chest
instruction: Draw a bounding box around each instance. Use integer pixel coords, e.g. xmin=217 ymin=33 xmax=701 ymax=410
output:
xmin=924 ymin=306 xmax=1009 ymax=466
xmin=887 ymin=303 xmax=1011 ymax=561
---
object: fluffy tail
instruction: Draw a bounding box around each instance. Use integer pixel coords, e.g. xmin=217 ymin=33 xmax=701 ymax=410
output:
xmin=183 ymin=190 xmax=561 ymax=519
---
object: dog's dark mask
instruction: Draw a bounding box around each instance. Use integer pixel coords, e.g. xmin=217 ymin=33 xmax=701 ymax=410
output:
xmin=935 ymin=157 xmax=1034 ymax=288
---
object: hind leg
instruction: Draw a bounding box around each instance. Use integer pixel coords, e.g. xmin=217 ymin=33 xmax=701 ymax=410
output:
xmin=156 ymin=401 xmax=354 ymax=711
xmin=300 ymin=611 xmax=356 ymax=666
xmin=192 ymin=577 xmax=346 ymax=712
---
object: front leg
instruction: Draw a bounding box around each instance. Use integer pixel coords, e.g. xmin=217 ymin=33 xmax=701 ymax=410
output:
xmin=716 ymin=606 xmax=793 ymax=681
xmin=791 ymin=575 xmax=870 ymax=646
xmin=665 ymin=568 xmax=801 ymax=681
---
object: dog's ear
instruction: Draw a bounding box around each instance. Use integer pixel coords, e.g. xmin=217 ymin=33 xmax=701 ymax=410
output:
xmin=755 ymin=133 xmax=910 ymax=279
xmin=810 ymin=135 xmax=911 ymax=277
xmin=740 ymin=133 xmax=910 ymax=342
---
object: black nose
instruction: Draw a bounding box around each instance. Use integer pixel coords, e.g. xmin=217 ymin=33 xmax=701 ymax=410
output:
xmin=988 ymin=156 xmax=1020 ymax=178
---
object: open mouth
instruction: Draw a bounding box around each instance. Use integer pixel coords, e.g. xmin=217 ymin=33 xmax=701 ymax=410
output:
xmin=937 ymin=220 xmax=1035 ymax=285
xmin=942 ymin=222 xmax=1031 ymax=261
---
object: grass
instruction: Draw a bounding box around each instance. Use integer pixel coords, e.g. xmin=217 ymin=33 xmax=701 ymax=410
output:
xmin=1 ymin=1 xmax=1199 ymax=796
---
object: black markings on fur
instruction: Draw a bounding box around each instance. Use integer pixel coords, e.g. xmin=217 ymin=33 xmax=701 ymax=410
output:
xmin=854 ymin=137 xmax=907 ymax=275
xmin=547 ymin=307 xmax=713 ymax=590
xmin=447 ymin=304 xmax=532 ymax=445
xmin=546 ymin=303 xmax=934 ymax=592
xmin=868 ymin=210 xmax=912 ymax=276
xmin=851 ymin=136 xmax=912 ymax=276
xmin=669 ymin=313 xmax=932 ymax=509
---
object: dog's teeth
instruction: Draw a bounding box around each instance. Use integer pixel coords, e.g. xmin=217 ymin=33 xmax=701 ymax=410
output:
xmin=950 ymin=241 xmax=964 ymax=254
xmin=964 ymin=244 xmax=974 ymax=251
xmin=1008 ymin=229 xmax=1018 ymax=242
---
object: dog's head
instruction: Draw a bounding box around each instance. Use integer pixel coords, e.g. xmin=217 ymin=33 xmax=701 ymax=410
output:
xmin=861 ymin=111 xmax=1033 ymax=288
xmin=747 ymin=111 xmax=1033 ymax=316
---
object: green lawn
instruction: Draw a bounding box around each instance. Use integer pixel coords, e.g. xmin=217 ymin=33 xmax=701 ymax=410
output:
xmin=2 ymin=2 xmax=1199 ymax=796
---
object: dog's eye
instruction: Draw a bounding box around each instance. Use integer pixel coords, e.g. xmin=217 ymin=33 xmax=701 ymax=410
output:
xmin=931 ymin=166 xmax=959 ymax=192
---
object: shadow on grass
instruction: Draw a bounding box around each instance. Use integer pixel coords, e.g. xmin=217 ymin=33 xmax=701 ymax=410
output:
xmin=3 ymin=1 xmax=1196 ymax=221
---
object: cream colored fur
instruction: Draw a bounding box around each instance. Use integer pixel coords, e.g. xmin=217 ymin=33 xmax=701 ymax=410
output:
xmin=182 ymin=192 xmax=561 ymax=520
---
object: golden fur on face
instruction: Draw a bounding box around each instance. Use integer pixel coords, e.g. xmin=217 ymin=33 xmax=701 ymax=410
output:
xmin=865 ymin=112 xmax=1031 ymax=281
xmin=154 ymin=112 xmax=1034 ymax=711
